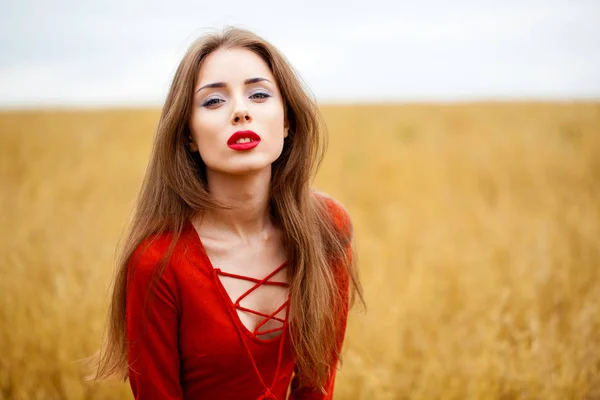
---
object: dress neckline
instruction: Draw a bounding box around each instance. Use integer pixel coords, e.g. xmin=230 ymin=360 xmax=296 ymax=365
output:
xmin=184 ymin=218 xmax=290 ymax=399
xmin=184 ymin=218 xmax=290 ymax=345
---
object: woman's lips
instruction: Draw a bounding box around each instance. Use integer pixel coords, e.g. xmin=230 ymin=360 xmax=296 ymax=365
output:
xmin=227 ymin=130 xmax=261 ymax=151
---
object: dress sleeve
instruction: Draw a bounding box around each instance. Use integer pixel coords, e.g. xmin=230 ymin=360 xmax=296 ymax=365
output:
xmin=126 ymin=239 xmax=183 ymax=400
xmin=289 ymin=195 xmax=353 ymax=399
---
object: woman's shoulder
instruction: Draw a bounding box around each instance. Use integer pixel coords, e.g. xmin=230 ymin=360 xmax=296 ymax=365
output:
xmin=128 ymin=222 xmax=208 ymax=275
xmin=129 ymin=225 xmax=199 ymax=275
xmin=129 ymin=230 xmax=175 ymax=269
xmin=312 ymin=191 xmax=354 ymax=290
xmin=312 ymin=189 xmax=353 ymax=240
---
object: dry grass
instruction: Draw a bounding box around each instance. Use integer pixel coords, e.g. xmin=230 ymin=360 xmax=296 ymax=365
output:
xmin=1 ymin=103 xmax=599 ymax=399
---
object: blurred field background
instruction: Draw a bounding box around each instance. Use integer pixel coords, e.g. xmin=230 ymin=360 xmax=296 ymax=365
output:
xmin=1 ymin=103 xmax=599 ymax=399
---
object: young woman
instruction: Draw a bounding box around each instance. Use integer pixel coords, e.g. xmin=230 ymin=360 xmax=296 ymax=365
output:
xmin=89 ymin=27 xmax=363 ymax=399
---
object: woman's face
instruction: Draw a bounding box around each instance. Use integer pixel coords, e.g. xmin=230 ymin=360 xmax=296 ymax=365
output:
xmin=189 ymin=47 xmax=288 ymax=176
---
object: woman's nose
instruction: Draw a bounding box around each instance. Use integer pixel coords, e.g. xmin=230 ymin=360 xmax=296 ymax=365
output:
xmin=231 ymin=101 xmax=252 ymax=124
xmin=232 ymin=112 xmax=251 ymax=123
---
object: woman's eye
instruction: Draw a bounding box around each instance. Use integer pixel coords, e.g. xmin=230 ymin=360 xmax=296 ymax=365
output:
xmin=250 ymin=92 xmax=272 ymax=100
xmin=202 ymin=98 xmax=224 ymax=107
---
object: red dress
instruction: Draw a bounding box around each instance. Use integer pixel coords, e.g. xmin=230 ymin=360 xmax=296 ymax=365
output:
xmin=126 ymin=196 xmax=352 ymax=399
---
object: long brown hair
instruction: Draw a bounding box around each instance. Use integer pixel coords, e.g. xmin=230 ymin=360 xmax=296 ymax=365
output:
xmin=88 ymin=26 xmax=363 ymax=391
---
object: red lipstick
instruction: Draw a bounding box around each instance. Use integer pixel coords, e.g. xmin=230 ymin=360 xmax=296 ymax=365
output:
xmin=227 ymin=130 xmax=261 ymax=151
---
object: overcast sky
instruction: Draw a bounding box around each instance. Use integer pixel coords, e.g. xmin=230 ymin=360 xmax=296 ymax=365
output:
xmin=0 ymin=0 xmax=599 ymax=108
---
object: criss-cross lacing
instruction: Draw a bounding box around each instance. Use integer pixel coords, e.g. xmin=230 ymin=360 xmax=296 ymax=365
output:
xmin=214 ymin=263 xmax=289 ymax=399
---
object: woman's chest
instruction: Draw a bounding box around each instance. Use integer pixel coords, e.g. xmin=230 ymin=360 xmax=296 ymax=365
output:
xmin=198 ymin=233 xmax=290 ymax=339
xmin=176 ymin=277 xmax=295 ymax=394
xmin=176 ymin=254 xmax=290 ymax=361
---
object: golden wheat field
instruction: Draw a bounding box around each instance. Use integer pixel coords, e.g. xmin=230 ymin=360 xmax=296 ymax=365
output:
xmin=1 ymin=103 xmax=599 ymax=400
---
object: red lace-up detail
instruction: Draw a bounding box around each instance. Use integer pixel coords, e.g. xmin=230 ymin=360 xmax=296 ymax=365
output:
xmin=217 ymin=265 xmax=289 ymax=339
xmin=256 ymin=388 xmax=277 ymax=400
xmin=213 ymin=263 xmax=289 ymax=400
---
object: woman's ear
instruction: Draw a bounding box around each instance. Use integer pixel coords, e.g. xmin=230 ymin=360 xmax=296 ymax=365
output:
xmin=188 ymin=135 xmax=198 ymax=152
xmin=283 ymin=122 xmax=289 ymax=138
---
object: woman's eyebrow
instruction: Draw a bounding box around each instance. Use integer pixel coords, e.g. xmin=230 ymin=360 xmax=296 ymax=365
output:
xmin=196 ymin=77 xmax=272 ymax=93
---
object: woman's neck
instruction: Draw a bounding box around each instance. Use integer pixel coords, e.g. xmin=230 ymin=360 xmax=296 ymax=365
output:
xmin=197 ymin=167 xmax=274 ymax=244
